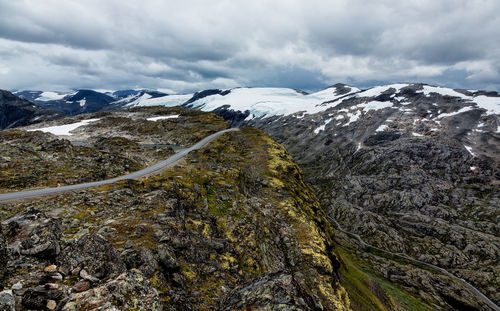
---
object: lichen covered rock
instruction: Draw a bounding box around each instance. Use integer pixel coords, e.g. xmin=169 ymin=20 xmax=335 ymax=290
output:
xmin=61 ymin=269 xmax=161 ymax=311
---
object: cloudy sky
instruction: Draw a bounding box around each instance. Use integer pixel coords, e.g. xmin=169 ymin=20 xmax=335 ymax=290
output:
xmin=0 ymin=0 xmax=499 ymax=93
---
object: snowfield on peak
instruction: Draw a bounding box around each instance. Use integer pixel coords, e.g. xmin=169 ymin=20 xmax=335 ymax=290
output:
xmin=356 ymin=83 xmax=409 ymax=98
xmin=121 ymin=84 xmax=498 ymax=120
xmin=419 ymin=85 xmax=471 ymax=100
xmin=37 ymin=91 xmax=74 ymax=101
xmin=122 ymin=93 xmax=193 ymax=107
xmin=186 ymin=87 xmax=360 ymax=117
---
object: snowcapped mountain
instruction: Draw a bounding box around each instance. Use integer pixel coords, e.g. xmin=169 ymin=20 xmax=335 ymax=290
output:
xmin=115 ymin=84 xmax=362 ymax=118
xmin=14 ymin=90 xmax=75 ymax=103
xmin=111 ymin=83 xmax=499 ymax=124
xmin=13 ymin=83 xmax=500 ymax=132
xmin=14 ymin=89 xmax=171 ymax=115
xmin=237 ymin=83 xmax=499 ymax=169
xmin=15 ymin=90 xmax=115 ymax=115
xmin=110 ymin=90 xmax=184 ymax=108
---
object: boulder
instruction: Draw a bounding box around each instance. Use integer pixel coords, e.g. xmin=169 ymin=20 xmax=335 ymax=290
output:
xmin=0 ymin=290 xmax=14 ymax=311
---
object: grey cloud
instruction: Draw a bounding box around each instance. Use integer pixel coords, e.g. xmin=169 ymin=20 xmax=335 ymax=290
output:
xmin=0 ymin=0 xmax=499 ymax=92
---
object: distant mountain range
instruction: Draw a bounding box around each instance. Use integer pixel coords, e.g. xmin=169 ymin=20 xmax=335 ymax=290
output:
xmin=13 ymin=89 xmax=167 ymax=115
xmin=13 ymin=83 xmax=500 ymax=120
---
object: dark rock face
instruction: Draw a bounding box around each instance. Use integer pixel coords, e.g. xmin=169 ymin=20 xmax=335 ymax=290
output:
xmin=211 ymin=105 xmax=249 ymax=127
xmin=3 ymin=207 xmax=62 ymax=259
xmin=122 ymin=247 xmax=158 ymax=279
xmin=0 ymin=207 xmax=160 ymax=310
xmin=0 ymin=290 xmax=15 ymax=311
xmin=184 ymin=89 xmax=230 ymax=105
xmin=0 ymin=90 xmax=61 ymax=130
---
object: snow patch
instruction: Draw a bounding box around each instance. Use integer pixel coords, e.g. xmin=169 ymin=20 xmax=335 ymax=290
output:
xmin=376 ymin=124 xmax=388 ymax=132
xmin=394 ymin=96 xmax=409 ymax=104
xmin=314 ymin=118 xmax=333 ymax=134
xmin=314 ymin=124 xmax=326 ymax=134
xmin=28 ymin=119 xmax=100 ymax=136
xmin=146 ymin=115 xmax=179 ymax=121
xmin=356 ymin=101 xmax=394 ymax=111
xmin=420 ymin=86 xmax=471 ymax=100
xmin=473 ymin=95 xmax=500 ymax=115
xmin=464 ymin=145 xmax=475 ymax=156
xmin=357 ymin=84 xmax=408 ymax=98
xmin=37 ymin=91 xmax=69 ymax=101
xmin=343 ymin=111 xmax=361 ymax=126
xmin=436 ymin=106 xmax=474 ymax=119
xmin=79 ymin=99 xmax=86 ymax=107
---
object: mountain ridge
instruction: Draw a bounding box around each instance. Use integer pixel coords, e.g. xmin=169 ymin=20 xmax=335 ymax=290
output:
xmin=14 ymin=83 xmax=500 ymax=122
xmin=0 ymin=90 xmax=62 ymax=130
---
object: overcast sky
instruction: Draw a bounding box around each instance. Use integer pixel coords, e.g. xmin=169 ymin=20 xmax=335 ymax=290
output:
xmin=0 ymin=0 xmax=499 ymax=93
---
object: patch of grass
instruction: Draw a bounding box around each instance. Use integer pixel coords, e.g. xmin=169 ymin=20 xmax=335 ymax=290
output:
xmin=337 ymin=248 xmax=434 ymax=311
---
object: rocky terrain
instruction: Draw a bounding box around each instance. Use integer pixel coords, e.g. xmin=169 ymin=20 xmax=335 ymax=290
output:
xmin=1 ymin=83 xmax=498 ymax=310
xmin=0 ymin=91 xmax=61 ymax=130
xmin=0 ymin=106 xmax=227 ymax=193
xmin=117 ymin=82 xmax=499 ymax=310
xmin=241 ymin=83 xmax=500 ymax=310
xmin=0 ymin=119 xmax=371 ymax=310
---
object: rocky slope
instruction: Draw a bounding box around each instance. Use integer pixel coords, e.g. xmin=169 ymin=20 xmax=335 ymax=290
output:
xmin=0 ymin=90 xmax=61 ymax=130
xmin=0 ymin=113 xmax=370 ymax=310
xmin=122 ymin=82 xmax=500 ymax=310
xmin=242 ymin=84 xmax=500 ymax=310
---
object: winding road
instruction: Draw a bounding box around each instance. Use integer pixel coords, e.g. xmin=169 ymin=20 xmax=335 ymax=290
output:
xmin=328 ymin=216 xmax=500 ymax=311
xmin=0 ymin=128 xmax=238 ymax=202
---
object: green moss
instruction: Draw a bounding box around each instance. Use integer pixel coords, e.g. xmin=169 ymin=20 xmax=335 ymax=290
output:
xmin=180 ymin=262 xmax=197 ymax=282
xmin=337 ymin=248 xmax=433 ymax=311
